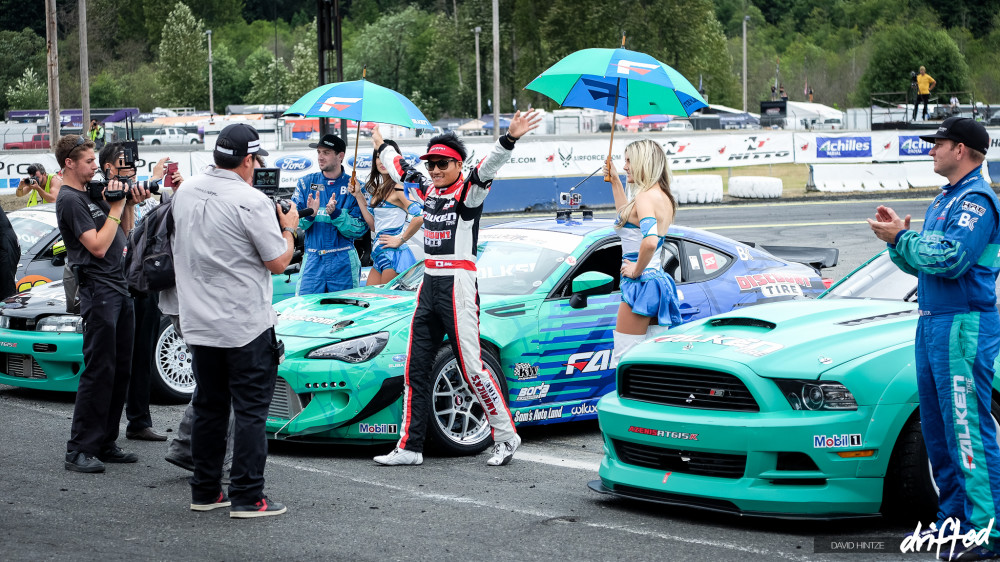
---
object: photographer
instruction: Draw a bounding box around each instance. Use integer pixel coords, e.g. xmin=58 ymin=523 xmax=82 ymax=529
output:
xmin=54 ymin=134 xmax=150 ymax=473
xmin=171 ymin=123 xmax=295 ymax=517
xmin=88 ymin=119 xmax=105 ymax=149
xmin=16 ymin=163 xmax=61 ymax=207
xmin=95 ymin=145 xmax=171 ymax=443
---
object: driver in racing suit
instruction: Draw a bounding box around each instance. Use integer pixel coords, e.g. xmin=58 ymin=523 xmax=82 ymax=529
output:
xmin=372 ymin=111 xmax=541 ymax=467
xmin=292 ymin=134 xmax=368 ymax=295
xmin=869 ymin=117 xmax=1000 ymax=561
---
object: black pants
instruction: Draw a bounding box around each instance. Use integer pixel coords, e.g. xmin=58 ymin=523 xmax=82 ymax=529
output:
xmin=914 ymin=94 xmax=930 ymax=120
xmin=126 ymin=291 xmax=159 ymax=432
xmin=67 ymin=283 xmax=134 ymax=455
xmin=189 ymin=328 xmax=277 ymax=506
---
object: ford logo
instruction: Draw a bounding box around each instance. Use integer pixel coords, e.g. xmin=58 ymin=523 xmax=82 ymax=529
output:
xmin=275 ymin=156 xmax=313 ymax=171
xmin=348 ymin=153 xmax=422 ymax=170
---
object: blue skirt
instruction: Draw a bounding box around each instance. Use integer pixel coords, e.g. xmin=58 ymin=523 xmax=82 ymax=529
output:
xmin=621 ymin=268 xmax=682 ymax=327
xmin=372 ymin=244 xmax=417 ymax=274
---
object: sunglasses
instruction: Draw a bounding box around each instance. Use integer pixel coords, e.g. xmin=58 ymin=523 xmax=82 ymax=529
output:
xmin=424 ymin=159 xmax=456 ymax=171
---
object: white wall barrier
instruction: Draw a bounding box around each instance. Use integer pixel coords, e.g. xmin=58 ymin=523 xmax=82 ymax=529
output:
xmin=727 ymin=176 xmax=783 ymax=199
xmin=809 ymin=164 xmax=911 ymax=192
xmin=900 ymin=161 xmax=948 ymax=188
xmin=673 ymin=175 xmax=723 ymax=204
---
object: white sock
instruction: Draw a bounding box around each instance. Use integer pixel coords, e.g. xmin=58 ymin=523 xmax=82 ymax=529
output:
xmin=611 ymin=331 xmax=647 ymax=370
xmin=645 ymin=324 xmax=669 ymax=339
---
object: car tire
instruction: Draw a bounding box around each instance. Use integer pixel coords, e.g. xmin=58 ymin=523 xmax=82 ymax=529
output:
xmin=425 ymin=345 xmax=509 ymax=456
xmin=883 ymin=399 xmax=1000 ymax=522
xmin=150 ymin=316 xmax=196 ymax=403
xmin=151 ymin=140 xmax=160 ymax=145
xmin=190 ymin=139 xmax=198 ymax=144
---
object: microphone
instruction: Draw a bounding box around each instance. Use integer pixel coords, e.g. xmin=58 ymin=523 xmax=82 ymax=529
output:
xmin=298 ymin=207 xmax=315 ymax=217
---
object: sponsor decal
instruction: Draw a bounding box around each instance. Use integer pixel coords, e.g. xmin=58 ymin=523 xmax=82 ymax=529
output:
xmin=817 ymin=136 xmax=872 ymax=158
xmin=900 ymin=517 xmax=995 ymax=557
xmin=565 ymin=256 xmax=577 ymax=266
xmin=614 ymin=60 xmax=658 ymax=76
xmin=358 ymin=423 xmax=398 ymax=434
xmin=628 ymin=426 xmax=699 ymax=440
xmin=962 ymin=201 xmax=987 ymax=216
xmin=319 ymin=96 xmax=360 ymax=112
xmin=954 ymin=375 xmax=976 ymax=470
xmin=726 ymin=136 xmax=790 ymax=162
xmin=570 ymin=403 xmax=598 ymax=416
xmin=279 ymin=313 xmax=340 ymax=325
xmin=958 ymin=212 xmax=979 ymax=231
xmin=813 ymin=434 xmax=862 ymax=448
xmin=736 ymin=246 xmax=753 ymax=261
xmin=564 ymin=349 xmax=612 ymax=375
xmin=688 ymin=256 xmax=701 ymax=270
xmin=661 ymin=141 xmax=692 ymax=155
xmin=700 ymin=249 xmax=720 ymax=271
xmin=517 ymin=383 xmax=550 ymax=401
xmin=274 ymin=156 xmax=313 ymax=171
xmin=735 ymin=273 xmax=811 ymax=290
xmin=392 ymin=354 xmax=407 ymax=362
xmin=479 ymin=263 xmax=536 ymax=279
xmin=15 ymin=274 xmax=52 ymax=293
xmin=559 ymin=147 xmax=573 ymax=167
xmin=514 ymin=363 xmax=538 ymax=381
xmin=653 ymin=333 xmax=784 ymax=357
xmin=898 ymin=136 xmax=933 ymax=156
xmin=0 ymin=341 xmax=16 ymax=347
xmin=513 ymin=405 xmax=564 ymax=423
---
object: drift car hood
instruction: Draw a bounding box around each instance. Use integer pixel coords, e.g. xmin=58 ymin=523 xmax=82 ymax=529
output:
xmin=274 ymin=287 xmax=419 ymax=340
xmin=629 ymin=298 xmax=918 ymax=380
xmin=0 ymin=281 xmax=69 ymax=319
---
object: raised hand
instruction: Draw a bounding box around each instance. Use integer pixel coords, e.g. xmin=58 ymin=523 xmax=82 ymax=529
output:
xmin=507 ymin=110 xmax=542 ymax=139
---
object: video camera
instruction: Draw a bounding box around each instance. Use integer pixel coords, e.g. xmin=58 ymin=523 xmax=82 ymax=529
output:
xmin=910 ymin=71 xmax=918 ymax=89
xmin=253 ymin=167 xmax=304 ymax=261
xmin=85 ymin=117 xmax=158 ymax=202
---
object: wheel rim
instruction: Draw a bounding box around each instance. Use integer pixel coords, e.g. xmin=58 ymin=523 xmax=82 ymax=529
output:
xmin=432 ymin=358 xmax=492 ymax=446
xmin=156 ymin=324 xmax=195 ymax=395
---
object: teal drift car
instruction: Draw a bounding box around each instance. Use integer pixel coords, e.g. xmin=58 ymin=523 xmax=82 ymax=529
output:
xmin=590 ymin=250 xmax=1000 ymax=520
xmin=266 ymin=216 xmax=836 ymax=454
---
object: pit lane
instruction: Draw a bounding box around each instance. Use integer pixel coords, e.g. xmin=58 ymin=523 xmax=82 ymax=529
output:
xmin=0 ymin=198 xmax=933 ymax=561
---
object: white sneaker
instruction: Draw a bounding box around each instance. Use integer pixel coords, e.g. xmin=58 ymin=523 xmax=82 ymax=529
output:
xmin=373 ymin=447 xmax=423 ymax=466
xmin=486 ymin=434 xmax=521 ymax=466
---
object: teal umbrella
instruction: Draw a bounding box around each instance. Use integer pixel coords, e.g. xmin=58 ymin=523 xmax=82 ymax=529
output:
xmin=525 ymin=37 xmax=707 ymax=180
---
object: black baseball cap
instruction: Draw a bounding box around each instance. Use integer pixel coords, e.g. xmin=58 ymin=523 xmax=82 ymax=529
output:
xmin=309 ymin=133 xmax=346 ymax=153
xmin=919 ymin=116 xmax=990 ymax=155
xmin=214 ymin=123 xmax=268 ymax=157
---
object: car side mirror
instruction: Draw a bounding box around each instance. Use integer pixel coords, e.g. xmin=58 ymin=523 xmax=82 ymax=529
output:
xmin=569 ymin=271 xmax=614 ymax=309
xmin=51 ymin=255 xmax=65 ymax=267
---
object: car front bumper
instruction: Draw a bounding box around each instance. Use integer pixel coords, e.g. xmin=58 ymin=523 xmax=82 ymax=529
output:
xmin=0 ymin=329 xmax=83 ymax=392
xmin=593 ymin=392 xmax=914 ymax=518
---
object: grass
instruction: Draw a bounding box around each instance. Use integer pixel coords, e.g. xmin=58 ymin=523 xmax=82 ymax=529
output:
xmin=674 ymin=163 xmax=812 ymax=196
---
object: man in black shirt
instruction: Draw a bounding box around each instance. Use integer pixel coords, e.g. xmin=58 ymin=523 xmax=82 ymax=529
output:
xmin=0 ymin=210 xmax=19 ymax=300
xmin=54 ymin=134 xmax=149 ymax=473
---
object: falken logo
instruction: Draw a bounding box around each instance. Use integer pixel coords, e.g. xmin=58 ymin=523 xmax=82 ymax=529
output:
xmin=614 ymin=60 xmax=658 ymax=76
xmin=652 ymin=334 xmax=784 ymax=357
xmin=319 ymin=96 xmax=360 ymax=112
xmin=564 ymin=349 xmax=612 ymax=374
xmin=898 ymin=136 xmax=934 ymax=156
xmin=813 ymin=434 xmax=862 ymax=448
xmin=954 ymin=375 xmax=976 ymax=470
xmin=358 ymin=423 xmax=398 ymax=434
xmin=817 ymin=136 xmax=871 ymax=158
xmin=274 ymin=156 xmax=313 ymax=171
xmin=517 ymin=383 xmax=550 ymax=401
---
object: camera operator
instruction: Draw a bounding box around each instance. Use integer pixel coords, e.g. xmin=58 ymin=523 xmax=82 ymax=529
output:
xmin=95 ymin=144 xmax=171 ymax=443
xmin=54 ymin=134 xmax=150 ymax=473
xmin=16 ymin=163 xmax=62 ymax=207
xmin=88 ymin=119 xmax=106 ymax=149
xmin=171 ymin=123 xmax=295 ymax=517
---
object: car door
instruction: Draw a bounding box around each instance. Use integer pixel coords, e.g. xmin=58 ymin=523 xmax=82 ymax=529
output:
xmin=673 ymin=237 xmax=736 ymax=320
xmin=528 ymin=239 xmax=622 ymax=411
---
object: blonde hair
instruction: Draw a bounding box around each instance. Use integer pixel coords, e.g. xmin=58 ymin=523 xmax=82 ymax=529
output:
xmin=615 ymin=139 xmax=676 ymax=227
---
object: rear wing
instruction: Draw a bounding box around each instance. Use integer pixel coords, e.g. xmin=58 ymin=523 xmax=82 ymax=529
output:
xmin=743 ymin=243 xmax=840 ymax=274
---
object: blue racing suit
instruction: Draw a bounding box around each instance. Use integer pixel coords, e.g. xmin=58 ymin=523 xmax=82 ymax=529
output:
xmin=888 ymin=168 xmax=1000 ymax=546
xmin=292 ymin=168 xmax=368 ymax=295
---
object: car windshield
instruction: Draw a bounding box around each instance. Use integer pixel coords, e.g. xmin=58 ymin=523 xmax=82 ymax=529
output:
xmin=822 ymin=251 xmax=919 ymax=301
xmin=385 ymin=235 xmax=577 ymax=296
xmin=9 ymin=211 xmax=57 ymax=255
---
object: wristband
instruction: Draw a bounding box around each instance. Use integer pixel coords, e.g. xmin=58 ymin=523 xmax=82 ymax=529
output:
xmin=107 ymin=214 xmax=121 ymax=225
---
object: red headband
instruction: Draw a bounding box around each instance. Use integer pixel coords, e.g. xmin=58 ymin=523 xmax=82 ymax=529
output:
xmin=419 ymin=144 xmax=463 ymax=161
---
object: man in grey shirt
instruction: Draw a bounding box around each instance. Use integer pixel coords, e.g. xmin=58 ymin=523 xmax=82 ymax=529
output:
xmin=171 ymin=123 xmax=297 ymax=518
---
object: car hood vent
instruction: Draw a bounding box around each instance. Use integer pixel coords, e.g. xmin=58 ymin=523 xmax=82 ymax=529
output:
xmin=836 ymin=309 xmax=916 ymax=326
xmin=707 ymin=317 xmax=776 ymax=330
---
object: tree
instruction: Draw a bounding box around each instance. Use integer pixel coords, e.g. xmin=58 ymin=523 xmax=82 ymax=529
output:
xmin=210 ymin=43 xmax=251 ymax=112
xmin=856 ymin=25 xmax=970 ymax=106
xmin=287 ymin=19 xmax=317 ymax=101
xmin=0 ymin=28 xmax=46 ymax=113
xmin=5 ymin=67 xmax=47 ymax=110
xmin=244 ymin=48 xmax=289 ymax=104
xmin=158 ymin=2 xmax=208 ymax=108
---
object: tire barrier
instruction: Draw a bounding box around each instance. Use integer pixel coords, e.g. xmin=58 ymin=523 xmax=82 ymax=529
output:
xmin=673 ymin=175 xmax=724 ymax=204
xmin=727 ymin=176 xmax=783 ymax=199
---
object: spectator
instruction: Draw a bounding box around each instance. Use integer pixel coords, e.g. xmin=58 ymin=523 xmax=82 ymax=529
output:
xmin=172 ymin=124 xmax=296 ymax=517
xmin=950 ymin=95 xmax=960 ymax=115
xmin=868 ymin=117 xmax=1000 ymax=561
xmin=292 ymin=134 xmax=367 ymax=295
xmin=808 ymin=87 xmax=814 ymax=103
xmin=779 ymin=84 xmax=788 ymax=102
xmin=770 ymin=84 xmax=777 ymax=101
xmin=912 ymin=66 xmax=936 ymax=121
xmin=55 ymin=134 xmax=150 ymax=473
xmin=16 ymin=163 xmax=62 ymax=206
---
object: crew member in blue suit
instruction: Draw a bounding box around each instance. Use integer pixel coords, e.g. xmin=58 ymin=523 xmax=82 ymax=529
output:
xmin=870 ymin=117 xmax=1000 ymax=561
xmin=292 ymin=133 xmax=368 ymax=295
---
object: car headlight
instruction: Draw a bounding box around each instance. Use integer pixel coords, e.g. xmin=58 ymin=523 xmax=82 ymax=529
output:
xmin=36 ymin=315 xmax=84 ymax=333
xmin=306 ymin=332 xmax=388 ymax=362
xmin=774 ymin=380 xmax=858 ymax=411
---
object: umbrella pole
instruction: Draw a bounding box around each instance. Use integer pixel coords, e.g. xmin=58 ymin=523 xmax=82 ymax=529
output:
xmin=605 ymin=33 xmax=626 ymax=183
xmin=351 ymin=66 xmax=367 ymax=187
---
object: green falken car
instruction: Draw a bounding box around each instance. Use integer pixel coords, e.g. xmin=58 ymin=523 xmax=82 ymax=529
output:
xmin=590 ymin=250 xmax=1000 ymax=520
xmin=265 ymin=216 xmax=835 ymax=454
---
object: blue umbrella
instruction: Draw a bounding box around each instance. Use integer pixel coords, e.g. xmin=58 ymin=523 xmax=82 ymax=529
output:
xmin=639 ymin=114 xmax=673 ymax=124
xmin=482 ymin=118 xmax=511 ymax=129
